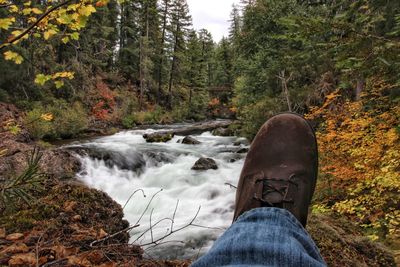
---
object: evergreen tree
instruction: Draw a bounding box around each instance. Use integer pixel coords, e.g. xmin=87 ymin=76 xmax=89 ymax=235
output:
xmin=166 ymin=0 xmax=192 ymax=109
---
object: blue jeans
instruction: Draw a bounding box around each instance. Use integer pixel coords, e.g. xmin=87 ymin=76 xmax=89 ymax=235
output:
xmin=192 ymin=208 xmax=326 ymax=267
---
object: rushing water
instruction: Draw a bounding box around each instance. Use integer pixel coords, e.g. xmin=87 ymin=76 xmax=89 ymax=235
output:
xmin=67 ymin=122 xmax=249 ymax=259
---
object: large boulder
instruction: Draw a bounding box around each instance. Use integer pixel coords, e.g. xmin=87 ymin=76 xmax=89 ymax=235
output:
xmin=191 ymin=157 xmax=218 ymax=171
xmin=182 ymin=136 xmax=201 ymax=145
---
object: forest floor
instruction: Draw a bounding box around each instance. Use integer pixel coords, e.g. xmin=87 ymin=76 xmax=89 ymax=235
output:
xmin=0 ymin=103 xmax=397 ymax=266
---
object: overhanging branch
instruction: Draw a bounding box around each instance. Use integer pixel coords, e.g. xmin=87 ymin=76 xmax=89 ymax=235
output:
xmin=0 ymin=0 xmax=74 ymax=50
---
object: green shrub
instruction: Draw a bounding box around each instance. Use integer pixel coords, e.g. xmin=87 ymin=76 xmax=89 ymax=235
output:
xmin=54 ymin=102 xmax=88 ymax=139
xmin=24 ymin=99 xmax=88 ymax=140
xmin=25 ymin=106 xmax=55 ymax=139
xmin=122 ymin=114 xmax=136 ymax=129
xmin=171 ymin=105 xmax=190 ymax=122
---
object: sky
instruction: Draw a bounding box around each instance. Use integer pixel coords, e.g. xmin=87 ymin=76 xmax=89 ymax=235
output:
xmin=187 ymin=0 xmax=241 ymax=42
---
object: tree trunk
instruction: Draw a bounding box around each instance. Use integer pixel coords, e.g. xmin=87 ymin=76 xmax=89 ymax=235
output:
xmin=278 ymin=70 xmax=292 ymax=112
xmin=168 ymin=21 xmax=180 ymax=110
xmin=157 ymin=0 xmax=169 ymax=104
xmin=355 ymin=77 xmax=364 ymax=101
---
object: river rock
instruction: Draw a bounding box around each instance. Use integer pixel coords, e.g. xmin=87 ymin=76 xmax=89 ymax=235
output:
xmin=85 ymin=148 xmax=146 ymax=173
xmin=143 ymin=132 xmax=174 ymax=143
xmin=182 ymin=136 xmax=201 ymax=145
xmin=191 ymin=157 xmax=218 ymax=171
xmin=144 ymin=151 xmax=174 ymax=166
xmin=212 ymin=127 xmax=233 ymax=136
xmin=236 ymin=148 xmax=249 ymax=154
xmin=233 ymin=138 xmax=250 ymax=146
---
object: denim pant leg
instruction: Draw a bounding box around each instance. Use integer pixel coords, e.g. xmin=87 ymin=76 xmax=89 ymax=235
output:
xmin=191 ymin=207 xmax=326 ymax=267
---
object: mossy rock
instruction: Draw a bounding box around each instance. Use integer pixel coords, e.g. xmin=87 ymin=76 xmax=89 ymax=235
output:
xmin=0 ymin=182 xmax=129 ymax=246
xmin=143 ymin=132 xmax=174 ymax=143
xmin=307 ymin=213 xmax=396 ymax=266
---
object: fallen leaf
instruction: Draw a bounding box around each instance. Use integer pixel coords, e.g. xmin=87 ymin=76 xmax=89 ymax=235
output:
xmin=1 ymin=243 xmax=29 ymax=254
xmin=72 ymin=215 xmax=82 ymax=222
xmin=0 ymin=228 xmax=6 ymax=238
xmin=51 ymin=245 xmax=79 ymax=258
xmin=67 ymin=255 xmax=91 ymax=266
xmin=99 ymin=262 xmax=117 ymax=267
xmin=97 ymin=228 xmax=108 ymax=239
xmin=8 ymin=252 xmax=36 ymax=266
xmin=84 ymin=250 xmax=104 ymax=264
xmin=6 ymin=233 xmax=24 ymax=241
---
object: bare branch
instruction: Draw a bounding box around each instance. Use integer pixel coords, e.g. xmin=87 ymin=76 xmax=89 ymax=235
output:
xmin=132 ymin=188 xmax=163 ymax=231
xmin=123 ymin=189 xmax=146 ymax=210
xmin=149 ymin=208 xmax=154 ymax=243
xmin=90 ymin=224 xmax=140 ymax=248
xmin=0 ymin=3 xmax=12 ymax=8
xmin=224 ymin=182 xmax=237 ymax=189
xmin=132 ymin=217 xmax=173 ymax=244
xmin=171 ymin=199 xmax=179 ymax=232
xmin=139 ymin=206 xmax=201 ymax=247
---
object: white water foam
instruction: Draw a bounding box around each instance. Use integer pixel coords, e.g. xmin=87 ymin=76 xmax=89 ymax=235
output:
xmin=71 ymin=126 xmax=248 ymax=259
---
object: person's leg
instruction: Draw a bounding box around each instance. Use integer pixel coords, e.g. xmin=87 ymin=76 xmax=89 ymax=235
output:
xmin=192 ymin=208 xmax=325 ymax=267
xmin=192 ymin=113 xmax=326 ymax=266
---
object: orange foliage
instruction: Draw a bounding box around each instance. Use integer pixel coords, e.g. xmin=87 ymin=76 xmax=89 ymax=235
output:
xmin=308 ymin=78 xmax=400 ymax=240
xmin=91 ymin=80 xmax=116 ymax=121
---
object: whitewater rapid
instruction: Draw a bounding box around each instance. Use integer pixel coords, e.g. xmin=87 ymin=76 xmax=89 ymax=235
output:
xmin=68 ymin=123 xmax=248 ymax=259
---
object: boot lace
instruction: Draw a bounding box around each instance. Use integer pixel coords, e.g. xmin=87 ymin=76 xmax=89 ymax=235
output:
xmin=253 ymin=174 xmax=298 ymax=207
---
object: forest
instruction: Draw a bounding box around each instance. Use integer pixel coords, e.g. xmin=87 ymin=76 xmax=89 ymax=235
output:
xmin=0 ymin=0 xmax=399 ymax=266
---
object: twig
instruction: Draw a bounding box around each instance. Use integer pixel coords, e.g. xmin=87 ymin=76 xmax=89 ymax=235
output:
xmin=132 ymin=217 xmax=173 ymax=244
xmin=224 ymin=182 xmax=237 ymax=189
xmin=132 ymin=189 xmax=163 ymax=232
xmin=90 ymin=224 xmax=140 ymax=247
xmin=139 ymin=206 xmax=201 ymax=247
xmin=171 ymin=199 xmax=179 ymax=231
xmin=35 ymin=232 xmax=45 ymax=267
xmin=0 ymin=3 xmax=12 ymax=8
xmin=150 ymin=208 xmax=154 ymax=243
xmin=122 ymin=189 xmax=146 ymax=210
xmin=144 ymin=240 xmax=185 ymax=251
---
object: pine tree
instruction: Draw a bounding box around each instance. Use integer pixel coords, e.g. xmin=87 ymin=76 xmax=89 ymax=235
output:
xmin=166 ymin=0 xmax=192 ymax=109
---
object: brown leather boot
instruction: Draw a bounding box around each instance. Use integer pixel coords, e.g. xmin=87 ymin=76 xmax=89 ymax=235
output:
xmin=233 ymin=113 xmax=318 ymax=226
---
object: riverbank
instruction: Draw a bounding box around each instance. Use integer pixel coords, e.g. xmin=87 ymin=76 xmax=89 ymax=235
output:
xmin=0 ymin=103 xmax=396 ymax=266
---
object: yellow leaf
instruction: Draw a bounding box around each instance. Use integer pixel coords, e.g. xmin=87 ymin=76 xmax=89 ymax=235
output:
xmin=28 ymin=17 xmax=37 ymax=23
xmin=11 ymin=30 xmax=23 ymax=36
xmin=43 ymin=29 xmax=57 ymax=40
xmin=40 ymin=113 xmax=54 ymax=121
xmin=62 ymin=36 xmax=69 ymax=43
xmin=22 ymin=8 xmax=32 ymax=15
xmin=70 ymin=32 xmax=79 ymax=40
xmin=54 ymin=80 xmax=64 ymax=88
xmin=9 ymin=5 xmax=19 ymax=13
xmin=34 ymin=74 xmax=51 ymax=85
xmin=4 ymin=51 xmax=23 ymax=64
xmin=0 ymin=149 xmax=8 ymax=157
xmin=31 ymin=7 xmax=43 ymax=14
xmin=78 ymin=4 xmax=96 ymax=16
xmin=24 ymin=1 xmax=31 ymax=6
xmin=0 ymin=17 xmax=16 ymax=30
xmin=57 ymin=13 xmax=72 ymax=24
xmin=52 ymin=71 xmax=74 ymax=79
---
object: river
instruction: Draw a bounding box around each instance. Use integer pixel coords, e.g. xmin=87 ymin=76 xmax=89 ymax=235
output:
xmin=66 ymin=122 xmax=249 ymax=259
